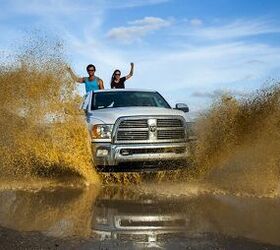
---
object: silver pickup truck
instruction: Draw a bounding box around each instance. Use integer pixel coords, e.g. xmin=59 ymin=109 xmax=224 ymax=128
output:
xmin=84 ymin=89 xmax=194 ymax=172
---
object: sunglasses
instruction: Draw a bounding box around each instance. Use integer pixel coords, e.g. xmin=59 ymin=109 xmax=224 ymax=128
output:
xmin=115 ymin=73 xmax=120 ymax=76
xmin=88 ymin=69 xmax=95 ymax=72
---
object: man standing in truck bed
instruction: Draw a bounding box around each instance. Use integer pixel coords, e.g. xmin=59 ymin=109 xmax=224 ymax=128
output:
xmin=67 ymin=64 xmax=104 ymax=92
xmin=67 ymin=64 xmax=104 ymax=111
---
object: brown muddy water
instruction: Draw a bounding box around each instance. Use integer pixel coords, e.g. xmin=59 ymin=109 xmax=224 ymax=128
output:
xmin=0 ymin=36 xmax=99 ymax=184
xmin=0 ymin=184 xmax=280 ymax=250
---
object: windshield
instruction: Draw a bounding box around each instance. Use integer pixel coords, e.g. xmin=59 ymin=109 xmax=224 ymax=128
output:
xmin=91 ymin=91 xmax=171 ymax=110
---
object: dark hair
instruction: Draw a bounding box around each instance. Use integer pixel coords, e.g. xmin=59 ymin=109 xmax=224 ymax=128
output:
xmin=110 ymin=69 xmax=121 ymax=87
xmin=86 ymin=64 xmax=96 ymax=71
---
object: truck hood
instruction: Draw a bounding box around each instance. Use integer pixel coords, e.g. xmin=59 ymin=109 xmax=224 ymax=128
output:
xmin=88 ymin=107 xmax=189 ymax=124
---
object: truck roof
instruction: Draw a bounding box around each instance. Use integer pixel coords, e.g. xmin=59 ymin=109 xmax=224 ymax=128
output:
xmin=93 ymin=88 xmax=157 ymax=93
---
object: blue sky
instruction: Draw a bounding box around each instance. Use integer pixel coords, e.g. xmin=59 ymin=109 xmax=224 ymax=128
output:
xmin=1 ymin=0 xmax=280 ymax=114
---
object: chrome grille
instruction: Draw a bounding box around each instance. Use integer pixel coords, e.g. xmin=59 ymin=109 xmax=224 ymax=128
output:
xmin=115 ymin=117 xmax=186 ymax=143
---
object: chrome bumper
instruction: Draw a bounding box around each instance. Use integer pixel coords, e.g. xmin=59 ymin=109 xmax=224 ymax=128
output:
xmin=92 ymin=142 xmax=189 ymax=168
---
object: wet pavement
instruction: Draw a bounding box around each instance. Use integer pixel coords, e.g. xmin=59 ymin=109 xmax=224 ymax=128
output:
xmin=0 ymin=184 xmax=280 ymax=249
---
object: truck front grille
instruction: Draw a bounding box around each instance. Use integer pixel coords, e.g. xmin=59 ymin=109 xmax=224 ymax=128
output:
xmin=115 ymin=117 xmax=186 ymax=143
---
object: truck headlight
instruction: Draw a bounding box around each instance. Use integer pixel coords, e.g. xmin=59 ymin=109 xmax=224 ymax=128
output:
xmin=92 ymin=124 xmax=113 ymax=139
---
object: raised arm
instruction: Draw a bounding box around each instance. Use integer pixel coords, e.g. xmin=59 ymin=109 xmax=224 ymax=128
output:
xmin=66 ymin=66 xmax=84 ymax=83
xmin=125 ymin=62 xmax=134 ymax=80
xmin=98 ymin=78 xmax=104 ymax=89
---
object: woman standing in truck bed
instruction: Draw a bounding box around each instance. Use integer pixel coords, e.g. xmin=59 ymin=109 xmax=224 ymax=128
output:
xmin=111 ymin=63 xmax=134 ymax=89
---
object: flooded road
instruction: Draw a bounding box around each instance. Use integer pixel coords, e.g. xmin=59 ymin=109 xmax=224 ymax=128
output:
xmin=0 ymin=183 xmax=280 ymax=250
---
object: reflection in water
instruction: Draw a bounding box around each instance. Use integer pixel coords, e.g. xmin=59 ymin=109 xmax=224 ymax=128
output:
xmin=0 ymin=185 xmax=280 ymax=249
xmin=0 ymin=186 xmax=100 ymax=238
xmin=92 ymin=187 xmax=188 ymax=249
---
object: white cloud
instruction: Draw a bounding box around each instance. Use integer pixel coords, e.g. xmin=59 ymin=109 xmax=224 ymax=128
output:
xmin=1 ymin=0 xmax=169 ymax=17
xmin=190 ymin=18 xmax=203 ymax=26
xmin=2 ymin=0 xmax=87 ymax=15
xmin=102 ymin=0 xmax=169 ymax=9
xmin=128 ymin=16 xmax=169 ymax=26
xmin=185 ymin=19 xmax=280 ymax=40
xmin=192 ymin=89 xmax=249 ymax=98
xmin=107 ymin=17 xmax=171 ymax=43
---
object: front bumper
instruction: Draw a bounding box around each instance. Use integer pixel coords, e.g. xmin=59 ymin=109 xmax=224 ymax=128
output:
xmin=92 ymin=142 xmax=190 ymax=171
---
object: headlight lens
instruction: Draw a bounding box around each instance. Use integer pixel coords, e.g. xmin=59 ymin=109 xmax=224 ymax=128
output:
xmin=92 ymin=124 xmax=113 ymax=139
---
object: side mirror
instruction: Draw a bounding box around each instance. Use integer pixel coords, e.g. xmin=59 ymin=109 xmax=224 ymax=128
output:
xmin=175 ymin=103 xmax=189 ymax=113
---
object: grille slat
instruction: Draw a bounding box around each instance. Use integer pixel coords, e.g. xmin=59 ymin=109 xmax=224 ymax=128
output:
xmin=157 ymin=119 xmax=183 ymax=128
xmin=119 ymin=119 xmax=148 ymax=129
xmin=157 ymin=129 xmax=185 ymax=140
xmin=117 ymin=130 xmax=149 ymax=141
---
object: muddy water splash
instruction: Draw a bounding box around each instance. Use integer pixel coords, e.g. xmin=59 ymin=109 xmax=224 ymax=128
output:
xmin=0 ymin=36 xmax=98 ymax=185
xmin=194 ymin=83 xmax=280 ymax=195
